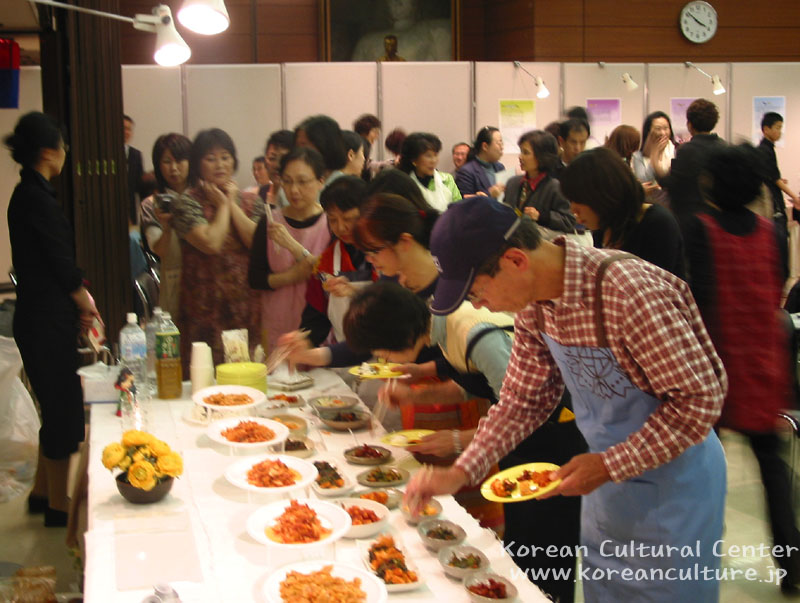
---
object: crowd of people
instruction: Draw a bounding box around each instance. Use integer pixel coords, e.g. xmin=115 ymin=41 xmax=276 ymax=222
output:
xmin=6 ymin=98 xmax=800 ymax=601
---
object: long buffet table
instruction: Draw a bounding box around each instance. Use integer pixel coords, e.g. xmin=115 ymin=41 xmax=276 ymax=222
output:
xmin=83 ymin=369 xmax=548 ymax=602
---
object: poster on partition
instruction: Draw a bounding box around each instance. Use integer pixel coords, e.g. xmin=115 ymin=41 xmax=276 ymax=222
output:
xmin=670 ymin=97 xmax=695 ymax=144
xmin=753 ymin=96 xmax=786 ymax=148
xmin=586 ymin=98 xmax=621 ymax=146
xmin=499 ymin=99 xmax=536 ymax=154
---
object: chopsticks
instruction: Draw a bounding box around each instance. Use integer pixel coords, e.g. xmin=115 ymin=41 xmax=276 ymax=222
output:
xmin=265 ymin=329 xmax=310 ymax=374
xmin=371 ymin=376 xmax=394 ymax=435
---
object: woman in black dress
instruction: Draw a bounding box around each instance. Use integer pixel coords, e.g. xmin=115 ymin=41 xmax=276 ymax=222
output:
xmin=5 ymin=112 xmax=102 ymax=526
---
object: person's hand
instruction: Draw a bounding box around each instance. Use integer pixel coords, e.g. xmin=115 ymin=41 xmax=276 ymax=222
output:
xmin=488 ymin=183 xmax=505 ymax=198
xmin=641 ymin=181 xmax=660 ymax=196
xmin=407 ymin=430 xmax=458 ymax=457
xmin=475 ymin=191 xmax=488 ymax=197
xmin=322 ymin=275 xmax=356 ymax=298
xmin=523 ymin=206 xmax=540 ymax=221
xmin=77 ymin=291 xmax=103 ymax=334
xmin=288 ymin=255 xmax=316 ymax=282
xmin=394 ymin=363 xmax=429 ymax=384
xmin=275 ymin=329 xmax=327 ymax=368
xmin=403 ymin=466 xmax=468 ymax=516
xmin=377 ymin=380 xmax=415 ymax=407
xmin=200 ymin=179 xmax=228 ymax=208
xmin=267 ymin=222 xmax=302 ymax=254
xmin=153 ymin=207 xmax=173 ymax=229
xmin=221 ymin=178 xmax=239 ymax=202
xmin=537 ymin=452 xmax=611 ymax=499
xmin=644 ymin=131 xmax=668 ymax=161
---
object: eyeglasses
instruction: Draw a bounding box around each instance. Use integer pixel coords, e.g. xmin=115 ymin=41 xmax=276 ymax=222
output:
xmin=466 ymin=281 xmax=487 ymax=303
xmin=281 ymin=177 xmax=317 ymax=189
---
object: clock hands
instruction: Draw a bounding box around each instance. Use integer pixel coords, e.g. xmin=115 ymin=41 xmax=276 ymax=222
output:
xmin=689 ymin=13 xmax=709 ymax=29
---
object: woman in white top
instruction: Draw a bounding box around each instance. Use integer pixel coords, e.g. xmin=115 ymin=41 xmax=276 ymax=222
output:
xmin=398 ymin=132 xmax=462 ymax=212
xmin=631 ymin=111 xmax=676 ymax=182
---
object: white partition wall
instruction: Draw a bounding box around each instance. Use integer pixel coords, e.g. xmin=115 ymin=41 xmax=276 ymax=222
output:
xmin=474 ymin=61 xmax=561 ymax=169
xmin=0 ymin=67 xmax=43 ymax=278
xmin=563 ymin=63 xmax=646 ymax=147
xmin=185 ymin=65 xmax=282 ymax=187
xmin=648 ymin=63 xmax=729 ymax=142
xmin=284 ymin=62 xmax=378 ymax=137
xmin=121 ymin=66 xmax=183 ymax=173
xmin=380 ymin=62 xmax=472 ymax=173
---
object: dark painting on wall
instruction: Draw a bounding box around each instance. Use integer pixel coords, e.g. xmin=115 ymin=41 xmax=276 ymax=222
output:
xmin=323 ymin=0 xmax=457 ymax=62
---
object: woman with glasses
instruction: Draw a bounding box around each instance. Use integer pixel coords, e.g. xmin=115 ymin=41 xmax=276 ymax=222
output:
xmin=248 ymin=147 xmax=330 ymax=353
xmin=6 ymin=112 xmax=102 ymax=526
xmin=171 ymin=128 xmax=264 ymax=371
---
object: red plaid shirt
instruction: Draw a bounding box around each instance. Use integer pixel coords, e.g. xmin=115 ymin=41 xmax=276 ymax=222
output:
xmin=456 ymin=238 xmax=727 ymax=484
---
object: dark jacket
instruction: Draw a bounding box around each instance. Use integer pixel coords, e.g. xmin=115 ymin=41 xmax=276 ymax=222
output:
xmin=504 ymin=174 xmax=576 ymax=232
xmin=127 ymin=145 xmax=144 ymax=223
xmin=661 ymin=133 xmax=725 ymax=217
xmin=455 ymin=158 xmax=505 ymax=197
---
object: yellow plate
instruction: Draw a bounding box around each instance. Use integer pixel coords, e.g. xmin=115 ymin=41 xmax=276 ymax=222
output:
xmin=480 ymin=462 xmax=561 ymax=503
xmin=348 ymin=362 xmax=404 ymax=379
xmin=380 ymin=429 xmax=435 ymax=447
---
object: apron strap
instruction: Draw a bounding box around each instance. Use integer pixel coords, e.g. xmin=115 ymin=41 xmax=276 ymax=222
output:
xmin=593 ymin=252 xmax=637 ymax=347
xmin=464 ymin=324 xmax=514 ymax=369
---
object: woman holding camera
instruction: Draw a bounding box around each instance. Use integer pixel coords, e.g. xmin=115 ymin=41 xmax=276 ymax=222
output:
xmin=139 ymin=133 xmax=191 ymax=318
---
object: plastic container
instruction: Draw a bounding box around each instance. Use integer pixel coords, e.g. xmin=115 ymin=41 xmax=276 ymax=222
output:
xmin=155 ymin=312 xmax=182 ymax=399
xmin=119 ymin=312 xmax=147 ymax=390
xmin=145 ymin=307 xmax=163 ymax=383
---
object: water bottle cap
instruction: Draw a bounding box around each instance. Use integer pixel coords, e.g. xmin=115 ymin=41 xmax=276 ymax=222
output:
xmin=127 ymin=312 xmax=137 ymax=323
xmin=163 ymin=312 xmax=171 ymax=320
xmin=154 ymin=307 xmax=163 ymax=315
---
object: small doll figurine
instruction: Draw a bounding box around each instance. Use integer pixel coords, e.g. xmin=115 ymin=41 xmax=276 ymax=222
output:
xmin=114 ymin=367 xmax=137 ymax=417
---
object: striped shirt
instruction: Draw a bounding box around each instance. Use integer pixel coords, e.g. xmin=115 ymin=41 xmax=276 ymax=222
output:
xmin=455 ymin=238 xmax=727 ymax=485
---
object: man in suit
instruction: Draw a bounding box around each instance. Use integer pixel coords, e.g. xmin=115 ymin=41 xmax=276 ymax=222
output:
xmin=124 ymin=114 xmax=144 ymax=225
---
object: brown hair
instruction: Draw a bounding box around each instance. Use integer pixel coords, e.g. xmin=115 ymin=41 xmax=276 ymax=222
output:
xmin=605 ymin=125 xmax=641 ymax=163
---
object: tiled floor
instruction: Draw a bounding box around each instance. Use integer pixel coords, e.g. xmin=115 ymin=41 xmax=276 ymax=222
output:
xmin=0 ymin=430 xmax=797 ymax=601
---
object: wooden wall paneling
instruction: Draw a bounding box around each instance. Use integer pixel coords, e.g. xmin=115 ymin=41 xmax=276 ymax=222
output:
xmin=647 ymin=62 xmax=729 ymax=141
xmin=458 ymin=0 xmax=486 ymax=60
xmin=256 ymin=0 xmax=319 ymax=61
xmin=184 ymin=64 xmax=283 ymax=188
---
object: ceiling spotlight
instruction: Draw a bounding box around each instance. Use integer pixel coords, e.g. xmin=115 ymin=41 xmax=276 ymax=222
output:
xmin=513 ymin=61 xmax=550 ymax=100
xmin=621 ymin=72 xmax=639 ymax=91
xmin=685 ymin=61 xmax=726 ymax=96
xmin=178 ymin=0 xmax=230 ymax=35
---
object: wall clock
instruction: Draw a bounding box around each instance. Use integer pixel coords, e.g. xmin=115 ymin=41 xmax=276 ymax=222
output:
xmin=680 ymin=1 xmax=718 ymax=44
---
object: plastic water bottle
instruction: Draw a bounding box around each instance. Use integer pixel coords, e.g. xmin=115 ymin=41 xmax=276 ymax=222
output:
xmin=119 ymin=312 xmax=147 ymax=391
xmin=156 ymin=312 xmax=182 ymax=399
xmin=145 ymin=307 xmax=164 ymax=383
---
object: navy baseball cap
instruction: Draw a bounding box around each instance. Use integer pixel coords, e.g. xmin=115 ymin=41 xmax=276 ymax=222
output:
xmin=429 ymin=196 xmax=521 ymax=315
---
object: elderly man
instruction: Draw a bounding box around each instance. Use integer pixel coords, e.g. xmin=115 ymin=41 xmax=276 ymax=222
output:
xmin=405 ymin=197 xmax=728 ymax=601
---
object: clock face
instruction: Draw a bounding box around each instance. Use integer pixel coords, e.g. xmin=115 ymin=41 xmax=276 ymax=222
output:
xmin=680 ymin=1 xmax=718 ymax=44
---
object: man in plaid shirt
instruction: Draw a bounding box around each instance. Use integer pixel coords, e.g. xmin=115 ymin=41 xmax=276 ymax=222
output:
xmin=405 ymin=197 xmax=728 ymax=601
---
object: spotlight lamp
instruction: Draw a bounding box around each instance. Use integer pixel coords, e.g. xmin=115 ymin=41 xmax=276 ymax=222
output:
xmin=685 ymin=61 xmax=726 ymax=95
xmin=621 ymin=72 xmax=639 ymax=91
xmin=513 ymin=61 xmax=550 ymax=100
xmin=178 ymin=0 xmax=230 ymax=35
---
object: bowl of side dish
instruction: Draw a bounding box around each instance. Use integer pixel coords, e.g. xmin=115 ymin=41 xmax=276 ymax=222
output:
xmin=400 ymin=497 xmax=442 ymax=524
xmin=270 ymin=414 xmax=308 ymax=437
xmin=437 ymin=545 xmax=490 ymax=580
xmin=464 ymin=571 xmax=518 ymax=602
xmin=309 ymin=394 xmax=360 ymax=412
xmin=417 ymin=518 xmax=466 ymax=551
xmin=337 ymin=497 xmax=390 ymax=539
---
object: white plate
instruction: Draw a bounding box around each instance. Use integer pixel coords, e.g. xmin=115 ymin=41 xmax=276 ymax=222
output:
xmin=311 ymin=459 xmax=354 ymax=497
xmin=224 ymin=454 xmax=317 ymax=494
xmin=192 ymin=384 xmax=266 ymax=411
xmin=336 ymin=497 xmax=391 ymax=539
xmin=246 ymin=498 xmax=351 ymax=549
xmin=263 ymin=560 xmax=387 ymax=603
xmin=206 ymin=417 xmax=289 ymax=450
xmin=357 ymin=535 xmax=424 ymax=593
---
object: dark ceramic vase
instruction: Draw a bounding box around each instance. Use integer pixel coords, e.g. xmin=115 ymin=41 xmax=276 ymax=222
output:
xmin=115 ymin=473 xmax=173 ymax=504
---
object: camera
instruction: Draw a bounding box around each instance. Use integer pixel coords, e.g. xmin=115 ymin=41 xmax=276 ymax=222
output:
xmin=155 ymin=193 xmax=175 ymax=213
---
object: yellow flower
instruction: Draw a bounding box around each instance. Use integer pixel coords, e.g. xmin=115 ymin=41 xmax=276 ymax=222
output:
xmin=101 ymin=443 xmax=126 ymax=470
xmin=132 ymin=445 xmax=154 ymax=462
xmin=127 ymin=460 xmax=157 ymax=490
xmin=122 ymin=430 xmax=153 ymax=448
xmin=149 ymin=439 xmax=171 ymax=457
xmin=118 ymin=456 xmax=132 ymax=471
xmin=156 ymin=452 xmax=183 ymax=478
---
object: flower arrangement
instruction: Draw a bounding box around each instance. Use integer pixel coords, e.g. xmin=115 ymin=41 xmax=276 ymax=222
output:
xmin=102 ymin=430 xmax=183 ymax=491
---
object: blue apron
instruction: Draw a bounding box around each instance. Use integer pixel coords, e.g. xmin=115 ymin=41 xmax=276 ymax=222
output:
xmin=538 ymin=256 xmax=726 ymax=602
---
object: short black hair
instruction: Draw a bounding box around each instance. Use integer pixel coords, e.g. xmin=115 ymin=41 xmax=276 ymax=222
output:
xmin=452 ymin=142 xmax=470 ymax=153
xmin=253 ymin=156 xmax=266 ymax=165
xmin=353 ymin=114 xmax=381 ymax=137
xmin=566 ymin=106 xmax=589 ymax=122
xmin=476 ymin=216 xmax=541 ymax=277
xmin=4 ymin=111 xmax=63 ymax=168
xmin=279 ymin=146 xmax=326 ymax=179
xmin=152 ymin=133 xmax=192 ymax=192
xmin=686 ymin=99 xmax=719 ymax=133
xmin=295 ymin=115 xmax=347 ymax=170
xmin=398 ymin=132 xmax=442 ymax=173
xmin=384 ymin=128 xmax=407 ymax=155
xmin=703 ymin=144 xmax=765 ymax=211
xmin=366 ymin=168 xmax=427 ymax=208
xmin=517 ymin=130 xmax=560 ymax=175
xmin=189 ymin=128 xmax=238 ymax=185
xmin=762 ymin=112 xmax=783 ymax=129
xmin=123 ymin=114 xmax=134 ymax=124
xmin=342 ymin=130 xmax=364 ymax=154
xmin=472 ymin=126 xmax=500 ymax=156
xmin=320 ymin=175 xmax=367 ymax=212
xmin=559 ymin=118 xmax=590 ymax=140
xmin=343 ymin=282 xmax=430 ymax=354
xmin=265 ymin=129 xmax=294 ymax=153
xmin=560 ymin=147 xmax=644 ymax=248
xmin=354 ymin=192 xmax=439 ymax=251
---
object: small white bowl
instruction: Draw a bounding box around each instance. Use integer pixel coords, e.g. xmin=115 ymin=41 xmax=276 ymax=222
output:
xmin=438 ymin=545 xmax=490 ymax=580
xmin=400 ymin=497 xmax=442 ymax=524
xmin=309 ymin=394 xmax=360 ymax=411
xmin=337 ymin=497 xmax=390 ymax=539
xmin=417 ymin=519 xmax=466 ymax=551
xmin=311 ymin=459 xmax=354 ymax=497
xmin=270 ymin=414 xmax=308 ymax=437
xmin=464 ymin=571 xmax=518 ymax=602
xmin=281 ymin=436 xmax=315 ymax=458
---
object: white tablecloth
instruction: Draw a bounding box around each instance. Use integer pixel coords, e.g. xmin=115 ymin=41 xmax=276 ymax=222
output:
xmin=83 ymin=369 xmax=548 ymax=602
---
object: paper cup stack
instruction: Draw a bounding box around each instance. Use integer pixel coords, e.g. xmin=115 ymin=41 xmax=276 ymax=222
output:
xmin=190 ymin=342 xmax=215 ymax=394
xmin=216 ymin=362 xmax=267 ymax=393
